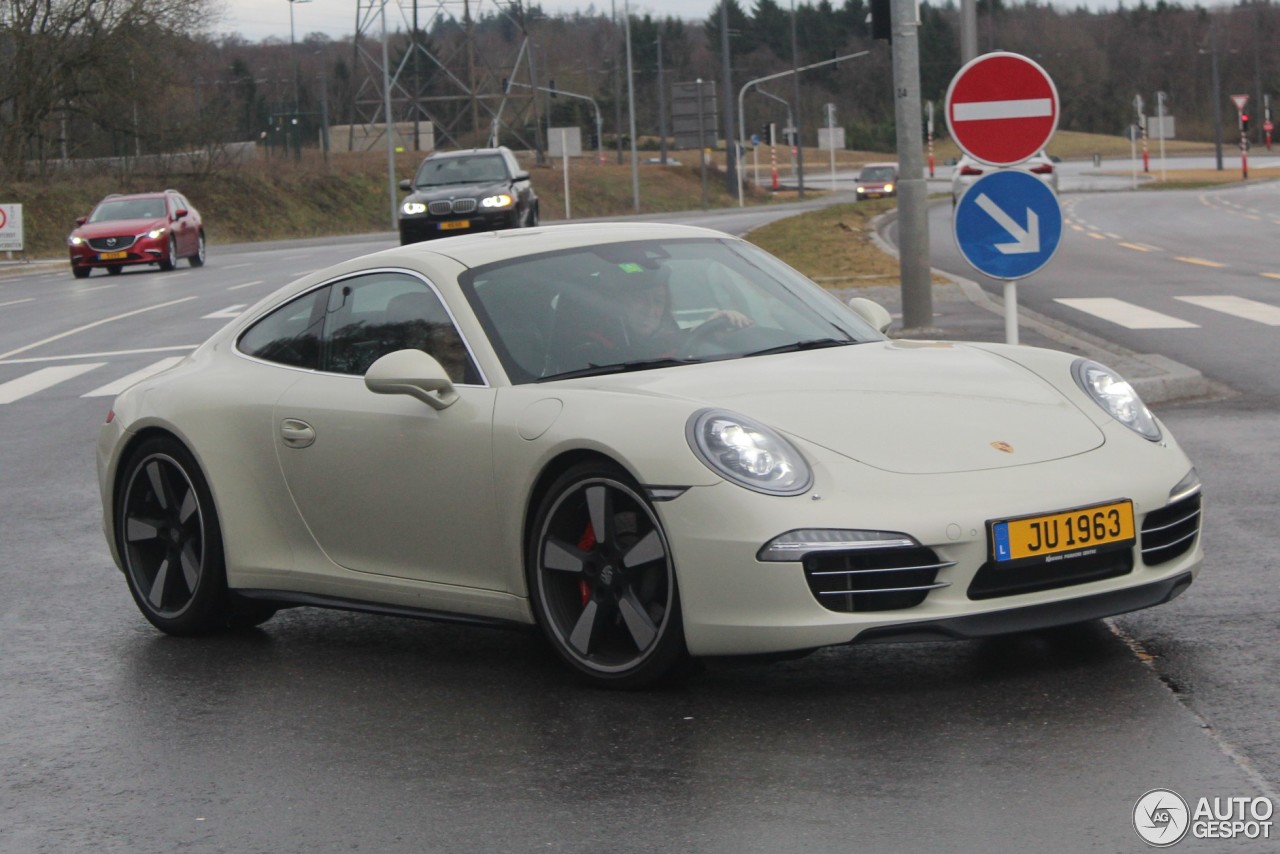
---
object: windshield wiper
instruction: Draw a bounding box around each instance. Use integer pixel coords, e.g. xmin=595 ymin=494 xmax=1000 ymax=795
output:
xmin=539 ymin=357 xmax=700 ymax=382
xmin=741 ymin=337 xmax=858 ymax=358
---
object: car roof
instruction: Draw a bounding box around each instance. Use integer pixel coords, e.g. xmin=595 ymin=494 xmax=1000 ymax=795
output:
xmin=426 ymin=147 xmax=509 ymax=160
xmin=861 ymin=161 xmax=897 ymax=168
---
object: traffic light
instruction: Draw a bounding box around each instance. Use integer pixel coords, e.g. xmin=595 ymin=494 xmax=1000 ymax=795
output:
xmin=548 ymin=79 xmax=557 ymax=98
xmin=761 ymin=123 xmax=771 ymax=144
xmin=1242 ymin=113 xmax=1250 ymax=131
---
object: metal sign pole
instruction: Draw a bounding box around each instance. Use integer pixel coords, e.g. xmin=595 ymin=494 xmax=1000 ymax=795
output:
xmin=1004 ymin=280 xmax=1019 ymax=345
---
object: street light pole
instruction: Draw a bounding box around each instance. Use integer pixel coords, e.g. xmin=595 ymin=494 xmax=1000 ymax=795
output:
xmin=790 ymin=0 xmax=804 ymax=199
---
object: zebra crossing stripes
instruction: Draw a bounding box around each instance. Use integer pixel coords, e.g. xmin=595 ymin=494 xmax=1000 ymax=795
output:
xmin=1175 ymin=295 xmax=1280 ymax=326
xmin=1054 ymin=298 xmax=1199 ymax=330
xmin=81 ymin=357 xmax=185 ymax=397
xmin=0 ymin=363 xmax=105 ymax=404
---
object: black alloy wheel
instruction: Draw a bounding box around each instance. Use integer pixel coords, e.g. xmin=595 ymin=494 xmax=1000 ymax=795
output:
xmin=116 ymin=438 xmax=233 ymax=634
xmin=529 ymin=462 xmax=687 ymax=688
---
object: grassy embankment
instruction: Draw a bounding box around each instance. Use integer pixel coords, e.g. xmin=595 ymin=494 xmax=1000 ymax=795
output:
xmin=3 ymin=131 xmax=1264 ymax=268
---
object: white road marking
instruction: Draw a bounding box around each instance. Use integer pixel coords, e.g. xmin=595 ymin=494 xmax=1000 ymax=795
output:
xmin=202 ymin=304 xmax=248 ymax=319
xmin=0 ymin=297 xmax=196 ymax=361
xmin=82 ymin=357 xmax=185 ymax=397
xmin=76 ymin=285 xmax=117 ymax=293
xmin=228 ymin=280 xmax=266 ymax=291
xmin=0 ymin=298 xmax=35 ymax=308
xmin=951 ymin=98 xmax=1053 ymax=122
xmin=1055 ymin=298 xmax=1199 ymax=329
xmin=1176 ymin=295 xmax=1280 ymax=326
xmin=0 ymin=345 xmax=196 ymax=366
xmin=222 ymin=263 xmax=252 ymax=270
xmin=0 ymin=363 xmax=105 ymax=404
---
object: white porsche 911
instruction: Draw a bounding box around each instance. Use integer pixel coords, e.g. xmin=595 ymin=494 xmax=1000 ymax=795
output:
xmin=97 ymin=223 xmax=1202 ymax=688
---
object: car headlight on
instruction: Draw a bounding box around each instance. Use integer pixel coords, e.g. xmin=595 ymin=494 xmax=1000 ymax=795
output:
xmin=401 ymin=202 xmax=427 ymax=216
xmin=883 ymin=183 xmax=894 ymax=193
xmin=855 ymin=186 xmax=866 ymax=194
xmin=1072 ymin=358 xmax=1162 ymax=441
xmin=68 ymin=235 xmax=84 ymax=246
xmin=686 ymin=409 xmax=811 ymax=495
xmin=481 ymin=194 xmax=514 ymax=208
xmin=145 ymin=227 xmax=167 ymax=239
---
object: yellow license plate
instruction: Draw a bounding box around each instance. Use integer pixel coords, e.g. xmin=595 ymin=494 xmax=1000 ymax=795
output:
xmin=98 ymin=251 xmax=128 ymax=260
xmin=439 ymin=220 xmax=470 ymax=231
xmin=991 ymin=499 xmax=1135 ymax=562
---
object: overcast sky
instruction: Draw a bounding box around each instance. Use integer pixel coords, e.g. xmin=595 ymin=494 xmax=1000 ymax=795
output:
xmin=214 ymin=0 xmax=1124 ymax=43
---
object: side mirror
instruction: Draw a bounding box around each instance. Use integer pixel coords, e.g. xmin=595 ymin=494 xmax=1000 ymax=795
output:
xmin=398 ymin=178 xmax=412 ymax=191
xmin=365 ymin=349 xmax=459 ymax=411
xmin=847 ymin=296 xmax=893 ymax=335
xmin=174 ymin=208 xmax=188 ymax=219
xmin=513 ymin=170 xmax=530 ymax=181
xmin=76 ymin=216 xmax=87 ymax=226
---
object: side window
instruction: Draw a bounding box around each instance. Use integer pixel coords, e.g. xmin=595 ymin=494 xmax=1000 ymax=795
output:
xmin=320 ymin=272 xmax=479 ymax=383
xmin=237 ymin=287 xmax=330 ymax=369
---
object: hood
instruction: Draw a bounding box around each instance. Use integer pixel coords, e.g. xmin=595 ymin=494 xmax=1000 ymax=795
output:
xmin=567 ymin=341 xmax=1104 ymax=475
xmin=406 ymin=180 xmax=510 ymax=204
xmin=73 ymin=218 xmax=166 ymax=238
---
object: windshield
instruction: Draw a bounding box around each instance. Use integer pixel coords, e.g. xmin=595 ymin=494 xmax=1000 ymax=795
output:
xmin=461 ymin=237 xmax=883 ymax=384
xmin=89 ymin=198 xmax=167 ymax=222
xmin=414 ymin=155 xmax=509 ymax=187
xmin=858 ymin=166 xmax=895 ymax=182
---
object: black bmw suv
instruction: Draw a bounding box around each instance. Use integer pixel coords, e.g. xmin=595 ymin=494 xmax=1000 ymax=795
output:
xmin=398 ymin=147 xmax=540 ymax=244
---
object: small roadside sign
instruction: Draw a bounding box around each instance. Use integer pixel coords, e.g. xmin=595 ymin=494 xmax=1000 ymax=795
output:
xmin=954 ymin=171 xmax=1062 ymax=281
xmin=945 ymin=52 xmax=1059 ymax=167
xmin=0 ymin=204 xmax=23 ymax=252
xmin=1231 ymin=94 xmax=1250 ymax=112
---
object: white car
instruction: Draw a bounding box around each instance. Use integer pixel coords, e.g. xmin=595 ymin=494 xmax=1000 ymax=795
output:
xmin=951 ymin=151 xmax=1059 ymax=206
xmin=97 ymin=222 xmax=1202 ymax=688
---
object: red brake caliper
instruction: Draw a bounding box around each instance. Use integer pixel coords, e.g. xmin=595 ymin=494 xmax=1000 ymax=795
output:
xmin=577 ymin=523 xmax=597 ymax=606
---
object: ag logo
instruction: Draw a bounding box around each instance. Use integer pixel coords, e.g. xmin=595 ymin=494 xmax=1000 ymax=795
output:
xmin=1134 ymin=789 xmax=1190 ymax=847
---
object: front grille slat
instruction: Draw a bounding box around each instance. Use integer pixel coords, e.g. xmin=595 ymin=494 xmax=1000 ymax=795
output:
xmin=1141 ymin=492 xmax=1202 ymax=566
xmin=803 ymin=544 xmax=946 ymax=613
xmin=452 ymin=199 xmax=477 ymax=213
xmin=427 ymin=200 xmax=453 ymax=215
xmin=88 ymin=236 xmax=138 ymax=251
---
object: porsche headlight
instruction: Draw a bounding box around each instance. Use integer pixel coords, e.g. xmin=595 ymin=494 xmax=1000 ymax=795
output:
xmin=402 ymin=201 xmax=427 ymax=215
xmin=1072 ymin=358 xmax=1162 ymax=441
xmin=481 ymin=194 xmax=513 ymax=208
xmin=145 ymin=227 xmax=167 ymax=239
xmin=686 ymin=409 xmax=811 ymax=495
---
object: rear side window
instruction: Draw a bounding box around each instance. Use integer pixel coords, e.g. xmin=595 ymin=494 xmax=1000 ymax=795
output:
xmin=237 ymin=287 xmax=330 ymax=369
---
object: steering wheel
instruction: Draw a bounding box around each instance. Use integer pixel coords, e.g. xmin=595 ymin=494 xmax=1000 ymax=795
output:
xmin=678 ymin=314 xmax=740 ymax=358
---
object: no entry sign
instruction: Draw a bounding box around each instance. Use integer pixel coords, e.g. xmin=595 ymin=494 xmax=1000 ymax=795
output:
xmin=945 ymin=52 xmax=1059 ymax=167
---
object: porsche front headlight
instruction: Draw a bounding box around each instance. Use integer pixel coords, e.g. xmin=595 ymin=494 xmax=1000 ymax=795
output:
xmin=481 ymin=194 xmax=513 ymax=208
xmin=1072 ymin=358 xmax=1162 ymax=441
xmin=402 ymin=201 xmax=427 ymax=215
xmin=686 ymin=409 xmax=811 ymax=495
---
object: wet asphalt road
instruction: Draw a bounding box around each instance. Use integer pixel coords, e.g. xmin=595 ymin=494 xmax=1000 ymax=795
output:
xmin=1 ymin=207 xmax=1276 ymax=852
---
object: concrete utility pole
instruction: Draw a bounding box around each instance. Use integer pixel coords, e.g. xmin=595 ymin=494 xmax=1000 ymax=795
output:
xmin=790 ymin=0 xmax=805 ymax=199
xmin=891 ymin=0 xmax=931 ymax=329
xmin=960 ymin=0 xmax=978 ymax=63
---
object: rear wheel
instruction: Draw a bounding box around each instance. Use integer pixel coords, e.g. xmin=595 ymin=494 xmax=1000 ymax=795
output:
xmin=528 ymin=461 xmax=688 ymax=689
xmin=115 ymin=437 xmax=233 ymax=635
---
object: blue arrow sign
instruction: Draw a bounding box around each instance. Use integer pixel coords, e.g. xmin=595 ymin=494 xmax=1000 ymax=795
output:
xmin=954 ymin=169 xmax=1063 ymax=280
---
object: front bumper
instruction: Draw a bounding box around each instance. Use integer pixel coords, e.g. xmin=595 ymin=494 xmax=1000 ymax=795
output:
xmin=69 ymin=234 xmax=168 ymax=269
xmin=399 ymin=210 xmax=518 ymax=243
xmin=659 ymin=441 xmax=1202 ymax=657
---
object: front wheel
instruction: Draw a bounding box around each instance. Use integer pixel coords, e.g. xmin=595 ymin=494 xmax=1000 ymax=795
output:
xmin=72 ymin=266 xmax=90 ymax=279
xmin=115 ymin=436 xmax=232 ymax=635
xmin=188 ymin=232 xmax=206 ymax=267
xmin=528 ymin=462 xmax=688 ymax=689
xmin=158 ymin=236 xmax=177 ymax=271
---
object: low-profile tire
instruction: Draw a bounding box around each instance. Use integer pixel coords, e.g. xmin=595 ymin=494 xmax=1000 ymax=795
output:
xmin=529 ymin=202 xmax=540 ymax=227
xmin=528 ymin=461 xmax=688 ymax=689
xmin=107 ymin=265 xmax=122 ymax=276
xmin=158 ymin=236 xmax=177 ymax=271
xmin=72 ymin=266 xmax=91 ymax=279
xmin=115 ymin=436 xmax=232 ymax=635
xmin=188 ymin=232 xmax=206 ymax=267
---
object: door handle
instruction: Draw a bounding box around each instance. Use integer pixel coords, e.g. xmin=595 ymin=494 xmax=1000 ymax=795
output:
xmin=280 ymin=418 xmax=316 ymax=449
